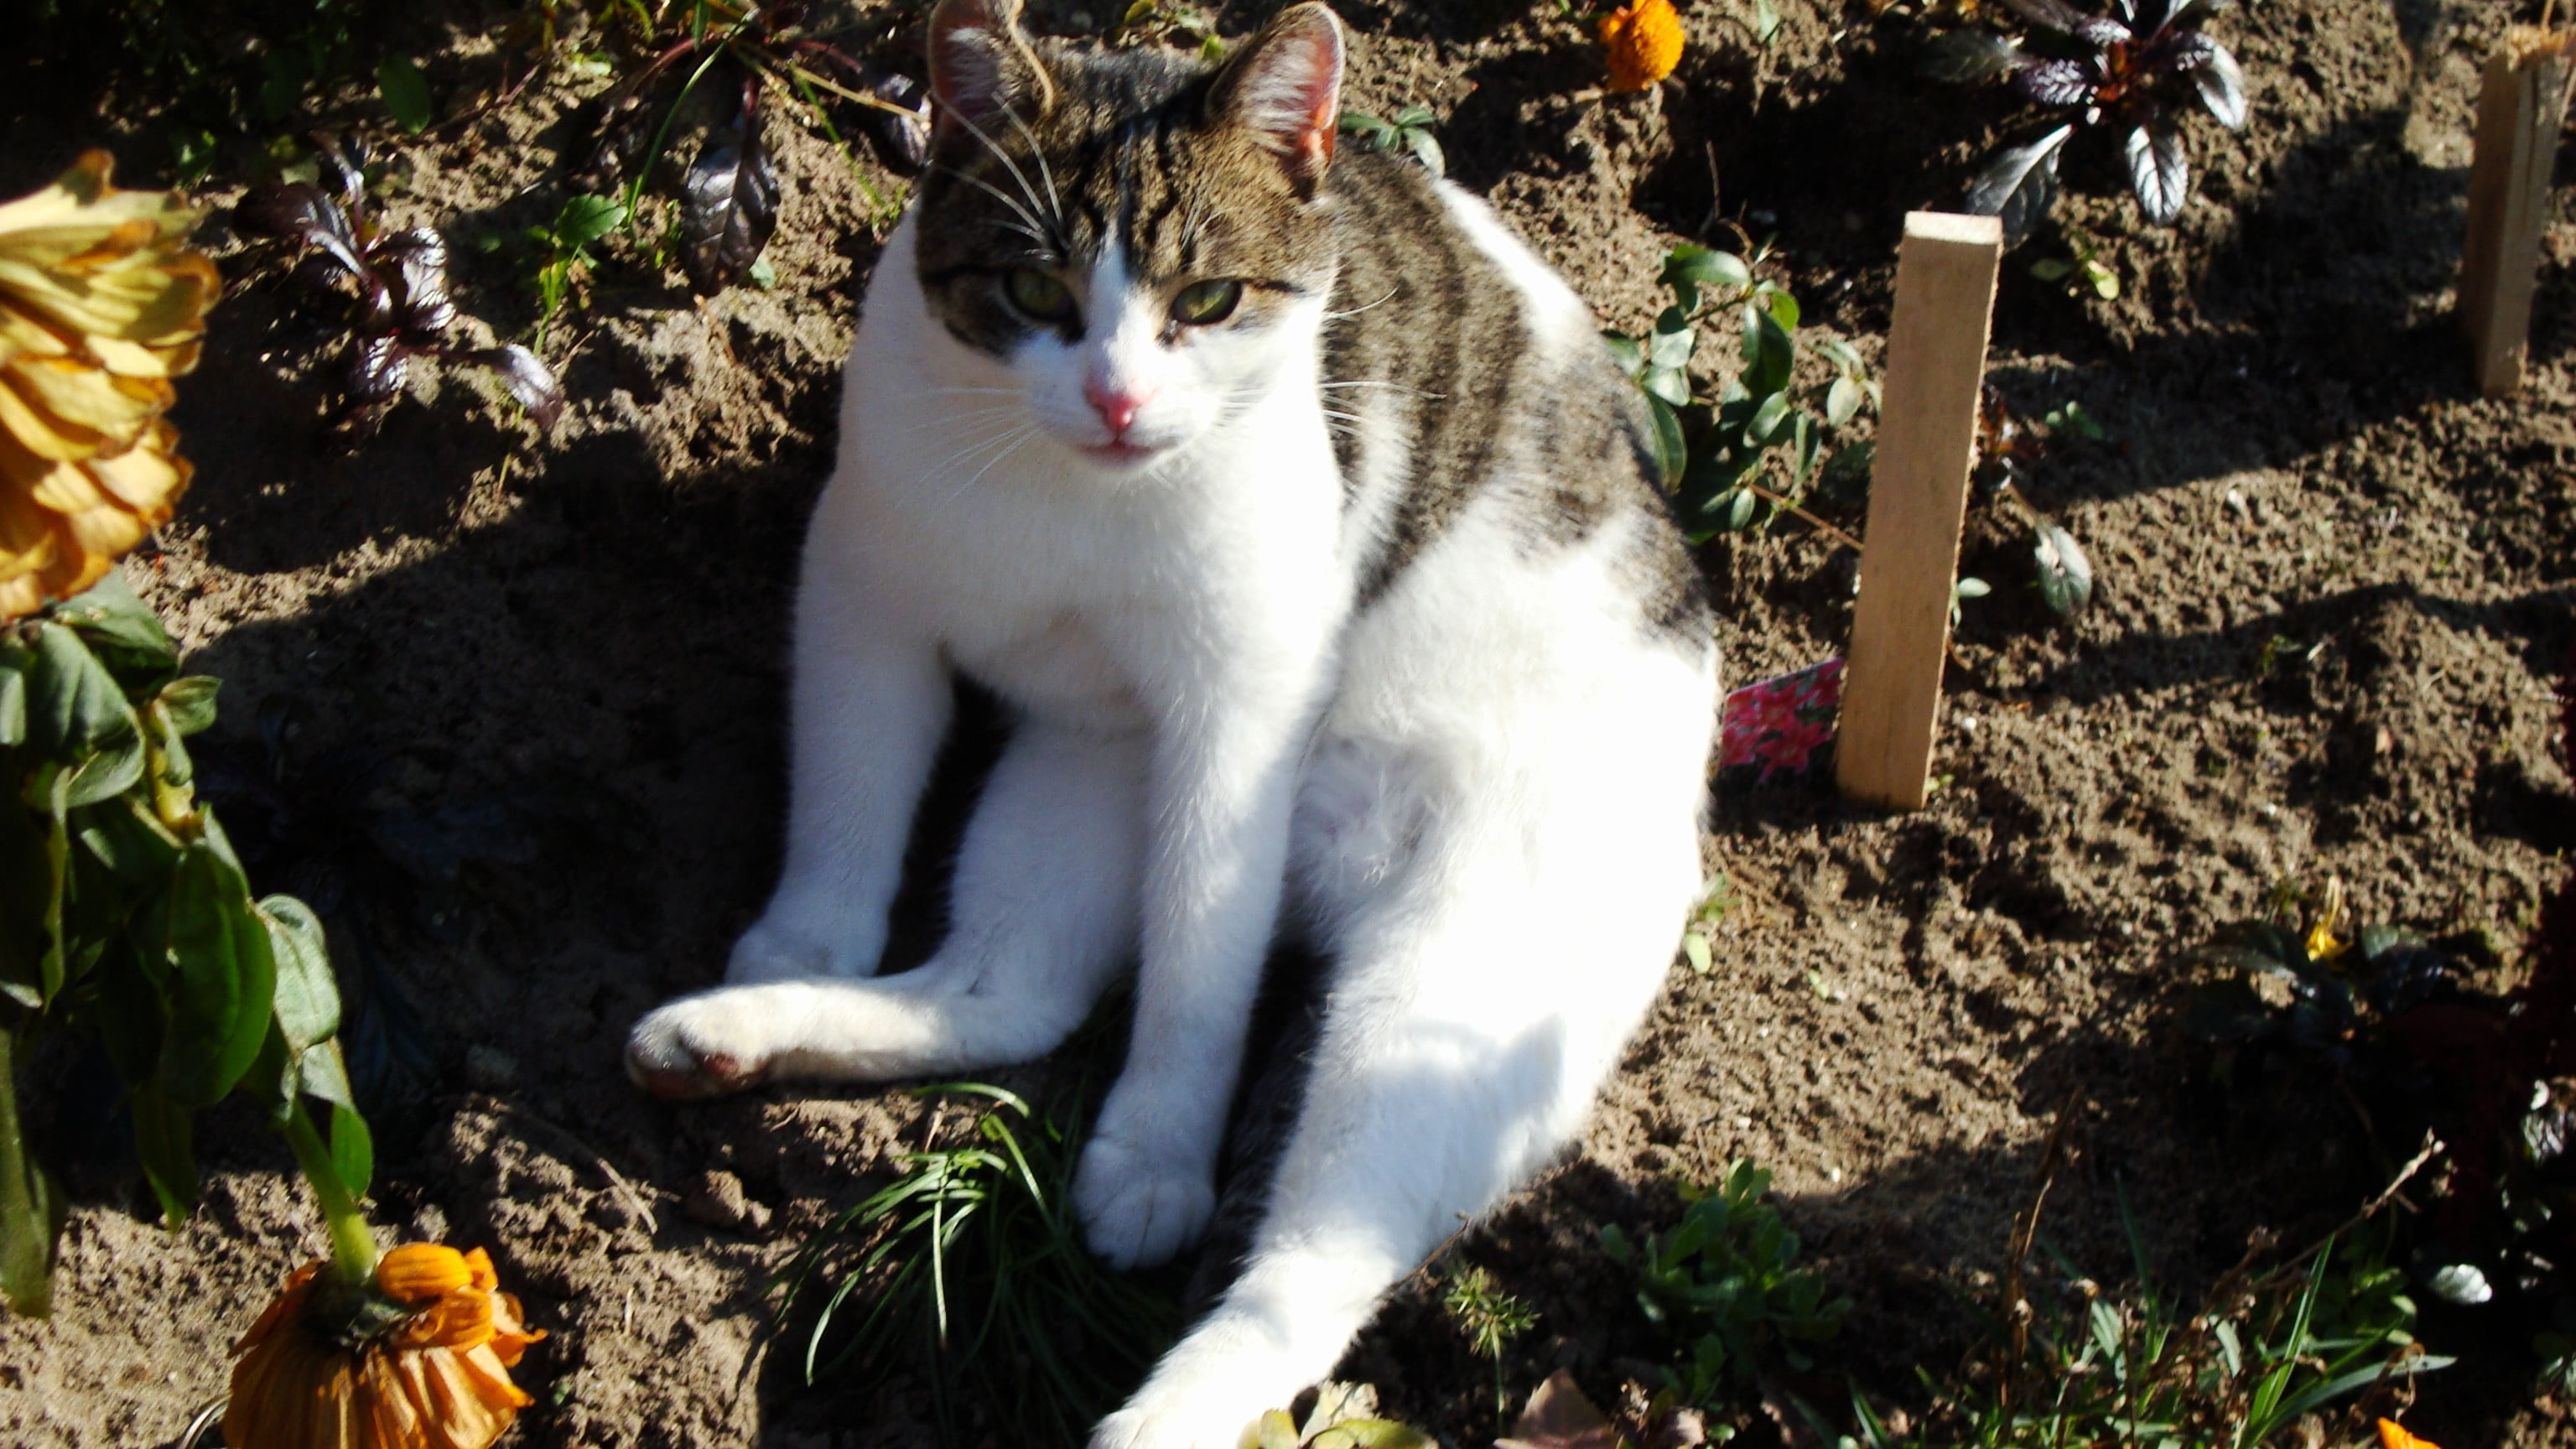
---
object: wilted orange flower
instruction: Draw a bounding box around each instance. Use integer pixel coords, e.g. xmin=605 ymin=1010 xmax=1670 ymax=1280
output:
xmin=1599 ymin=0 xmax=1684 ymax=92
xmin=2378 ymin=1420 xmax=2440 ymax=1449
xmin=0 ymin=149 xmax=213 ymax=621
xmin=225 ymin=1244 xmax=545 ymax=1449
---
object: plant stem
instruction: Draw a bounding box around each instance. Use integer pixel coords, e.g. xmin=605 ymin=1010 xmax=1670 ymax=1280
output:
xmin=0 ymin=1026 xmax=51 ymax=1317
xmin=1741 ymin=481 xmax=1864 ymax=553
xmin=281 ymin=1101 xmax=378 ymax=1287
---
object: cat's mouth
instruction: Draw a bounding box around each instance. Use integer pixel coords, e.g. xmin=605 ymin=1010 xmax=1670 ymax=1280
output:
xmin=1079 ymin=439 xmax=1165 ymax=466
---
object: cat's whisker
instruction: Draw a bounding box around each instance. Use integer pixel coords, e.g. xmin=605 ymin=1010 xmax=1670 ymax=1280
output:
xmin=1322 ymin=286 xmax=1400 ymax=324
xmin=927 ymin=424 xmax=1040 ymax=522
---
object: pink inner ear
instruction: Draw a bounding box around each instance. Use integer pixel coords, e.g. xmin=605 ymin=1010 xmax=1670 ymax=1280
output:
xmin=928 ymin=0 xmax=1027 ymax=131
xmin=1233 ymin=16 xmax=1343 ymax=169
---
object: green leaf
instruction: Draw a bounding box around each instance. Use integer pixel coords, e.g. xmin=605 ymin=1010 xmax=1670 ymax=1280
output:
xmin=1741 ymin=306 xmax=1794 ymax=397
xmin=2030 ymin=257 xmax=2075 ymax=281
xmin=153 ymin=677 xmax=220 ymax=738
xmin=1764 ymin=287 xmax=1801 ymax=331
xmin=1662 ymin=246 xmax=1751 ymax=293
xmin=1826 ymin=375 xmax=1866 ymax=428
xmin=73 ymin=793 xmax=182 ymax=884
xmin=330 ymin=1100 xmax=374 ymax=1200
xmin=1256 ymin=1408 xmax=1301 ymax=1449
xmin=24 ymin=623 xmax=143 ymax=786
xmin=154 ymin=843 xmax=278 ymax=1108
xmin=1392 ymin=103 xmax=1436 ymax=127
xmin=1641 ymin=364 xmax=1691 ymax=408
xmin=1727 ymin=488 xmax=1758 ymax=531
xmin=127 ymin=1082 xmax=197 ymax=1226
xmin=1645 ymin=395 xmax=1686 ymax=490
xmin=379 ymin=54 xmax=434 ymax=132
xmin=0 ymin=651 xmax=24 ymax=747
xmin=1404 ymin=128 xmax=1444 ymax=179
xmin=299 ymin=1039 xmax=359 ymax=1113
xmin=1602 ymin=332 xmax=1645 ymax=378
xmin=555 ymin=194 xmax=629 ymax=250
xmin=2031 ymin=517 xmax=2095 ymax=618
xmin=1748 ymin=390 xmax=1792 ymax=444
xmin=1683 ymin=930 xmax=1713 ymax=974
xmin=49 ymin=573 xmax=177 ymax=695
xmin=1337 ymin=112 xmax=1394 ymax=141
xmin=1649 ymin=308 xmax=1696 ymax=368
xmin=258 ymin=895 xmax=339 ymax=1055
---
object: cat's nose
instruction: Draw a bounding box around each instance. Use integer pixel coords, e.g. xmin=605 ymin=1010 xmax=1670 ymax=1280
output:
xmin=1083 ymin=377 xmax=1155 ymax=438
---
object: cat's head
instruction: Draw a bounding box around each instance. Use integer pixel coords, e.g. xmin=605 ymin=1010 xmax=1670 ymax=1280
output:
xmin=913 ymin=0 xmax=1345 ymax=472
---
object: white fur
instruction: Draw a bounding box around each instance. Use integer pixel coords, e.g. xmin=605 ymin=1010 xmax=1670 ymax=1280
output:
xmin=628 ymin=179 xmax=1718 ymax=1446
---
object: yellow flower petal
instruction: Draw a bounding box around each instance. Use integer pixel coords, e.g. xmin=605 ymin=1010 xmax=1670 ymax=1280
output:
xmin=2379 ymin=1420 xmax=2440 ymax=1449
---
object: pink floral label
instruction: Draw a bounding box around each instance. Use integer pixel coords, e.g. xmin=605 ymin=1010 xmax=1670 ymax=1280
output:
xmin=1718 ymin=657 xmax=1844 ymax=783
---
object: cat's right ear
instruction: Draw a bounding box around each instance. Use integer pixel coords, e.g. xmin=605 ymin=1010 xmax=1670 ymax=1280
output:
xmin=927 ymin=0 xmax=1055 ymax=145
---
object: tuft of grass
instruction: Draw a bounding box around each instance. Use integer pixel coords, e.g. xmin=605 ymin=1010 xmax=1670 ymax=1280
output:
xmin=1811 ymin=1154 xmax=2451 ymax=1449
xmin=778 ymin=1083 xmax=1177 ymax=1447
xmin=1444 ymin=1263 xmax=1539 ymax=1431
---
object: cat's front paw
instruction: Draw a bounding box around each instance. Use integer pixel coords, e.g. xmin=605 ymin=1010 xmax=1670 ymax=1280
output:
xmin=725 ymin=911 xmax=883 ymax=984
xmin=625 ymin=986 xmax=794 ymax=1099
xmin=1074 ymin=1133 xmax=1215 ymax=1270
xmin=1088 ymin=1398 xmax=1257 ymax=1449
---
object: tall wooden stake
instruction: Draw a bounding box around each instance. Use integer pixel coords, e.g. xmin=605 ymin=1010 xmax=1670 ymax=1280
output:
xmin=2460 ymin=25 xmax=2573 ymax=398
xmin=1836 ymin=211 xmax=2002 ymax=812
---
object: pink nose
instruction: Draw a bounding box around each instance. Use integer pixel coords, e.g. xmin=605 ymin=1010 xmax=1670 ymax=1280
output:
xmin=1084 ymin=377 xmax=1152 ymax=437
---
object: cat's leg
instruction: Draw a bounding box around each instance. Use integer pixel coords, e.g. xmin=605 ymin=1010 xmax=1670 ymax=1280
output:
xmin=1093 ymin=666 xmax=1713 ymax=1448
xmin=1072 ymin=670 xmax=1319 ymax=1272
xmin=728 ymin=506 xmax=954 ymax=986
xmin=627 ymin=720 xmax=1147 ymax=1094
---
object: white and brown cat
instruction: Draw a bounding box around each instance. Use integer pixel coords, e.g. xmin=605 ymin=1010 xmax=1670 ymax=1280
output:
xmin=626 ymin=3 xmax=1721 ymax=1442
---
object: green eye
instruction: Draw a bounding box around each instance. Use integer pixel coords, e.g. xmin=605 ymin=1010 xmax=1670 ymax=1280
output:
xmin=1171 ymin=279 xmax=1244 ymax=326
xmin=1005 ymin=267 xmax=1075 ymax=322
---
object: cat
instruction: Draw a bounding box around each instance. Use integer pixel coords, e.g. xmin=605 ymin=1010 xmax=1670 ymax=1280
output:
xmin=623 ymin=2 xmax=1721 ymax=1443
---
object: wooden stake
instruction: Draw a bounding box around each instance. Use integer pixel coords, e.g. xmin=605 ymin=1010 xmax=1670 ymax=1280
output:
xmin=2460 ymin=26 xmax=2573 ymax=398
xmin=1836 ymin=211 xmax=2002 ymax=812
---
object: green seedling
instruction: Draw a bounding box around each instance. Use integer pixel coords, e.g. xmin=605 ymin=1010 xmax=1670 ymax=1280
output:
xmin=2028 ymin=228 xmax=2117 ymax=300
xmin=527 ymin=194 xmax=630 ymax=346
xmin=1604 ymin=245 xmax=1877 ymax=544
xmin=1602 ymin=1159 xmax=1850 ymax=1406
xmin=1339 ymin=106 xmax=1445 ymax=178
xmin=1680 ymin=873 xmax=1737 ymax=975
xmin=1445 ymin=1263 xmax=1540 ymax=1430
xmin=1115 ymin=0 xmax=1228 ymax=60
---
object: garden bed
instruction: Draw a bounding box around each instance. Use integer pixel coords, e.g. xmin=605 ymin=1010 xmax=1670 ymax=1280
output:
xmin=1 ymin=0 xmax=2571 ymax=1444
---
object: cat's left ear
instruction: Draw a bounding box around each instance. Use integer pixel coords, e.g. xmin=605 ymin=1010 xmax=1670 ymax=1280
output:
xmin=1213 ymin=3 xmax=1345 ymax=197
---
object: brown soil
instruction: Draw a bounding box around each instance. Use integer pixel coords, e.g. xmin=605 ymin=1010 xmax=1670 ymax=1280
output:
xmin=2 ymin=0 xmax=2572 ymax=1446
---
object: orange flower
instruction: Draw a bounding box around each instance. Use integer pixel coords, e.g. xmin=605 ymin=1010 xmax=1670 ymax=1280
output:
xmin=0 ymin=150 xmax=213 ymax=621
xmin=224 ymin=1244 xmax=545 ymax=1449
xmin=1599 ymin=0 xmax=1685 ymax=92
xmin=2378 ymin=1420 xmax=2440 ymax=1449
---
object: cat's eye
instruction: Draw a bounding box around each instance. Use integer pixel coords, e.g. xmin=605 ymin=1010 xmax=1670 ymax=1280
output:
xmin=1171 ymin=279 xmax=1244 ymax=326
xmin=1005 ymin=267 xmax=1076 ymax=323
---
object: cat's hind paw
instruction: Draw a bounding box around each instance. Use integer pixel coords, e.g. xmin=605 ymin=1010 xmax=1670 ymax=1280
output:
xmin=1074 ymin=1134 xmax=1215 ymax=1271
xmin=624 ymin=987 xmax=790 ymax=1099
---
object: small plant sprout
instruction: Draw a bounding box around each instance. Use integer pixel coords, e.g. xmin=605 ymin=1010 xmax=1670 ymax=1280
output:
xmin=1338 ymin=106 xmax=1445 ymax=177
xmin=1602 ymin=1160 xmax=1850 ymax=1405
xmin=2029 ymin=226 xmax=2120 ymax=298
xmin=1604 ymin=244 xmax=1877 ymax=544
xmin=236 ymin=138 xmax=564 ymax=441
xmin=1242 ymin=1381 xmax=1431 ymax=1449
xmin=1680 ymin=873 xmax=1736 ymax=974
xmin=586 ymin=1 xmax=927 ymax=290
xmin=1950 ymin=574 xmax=1992 ymax=627
xmin=1114 ymin=0 xmax=1228 ymax=61
xmin=527 ymin=194 xmax=630 ymax=348
xmin=1443 ymin=1263 xmax=1539 ymax=1429
xmin=1928 ymin=0 xmax=2249 ymax=246
xmin=1973 ymin=387 xmax=2100 ymax=621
